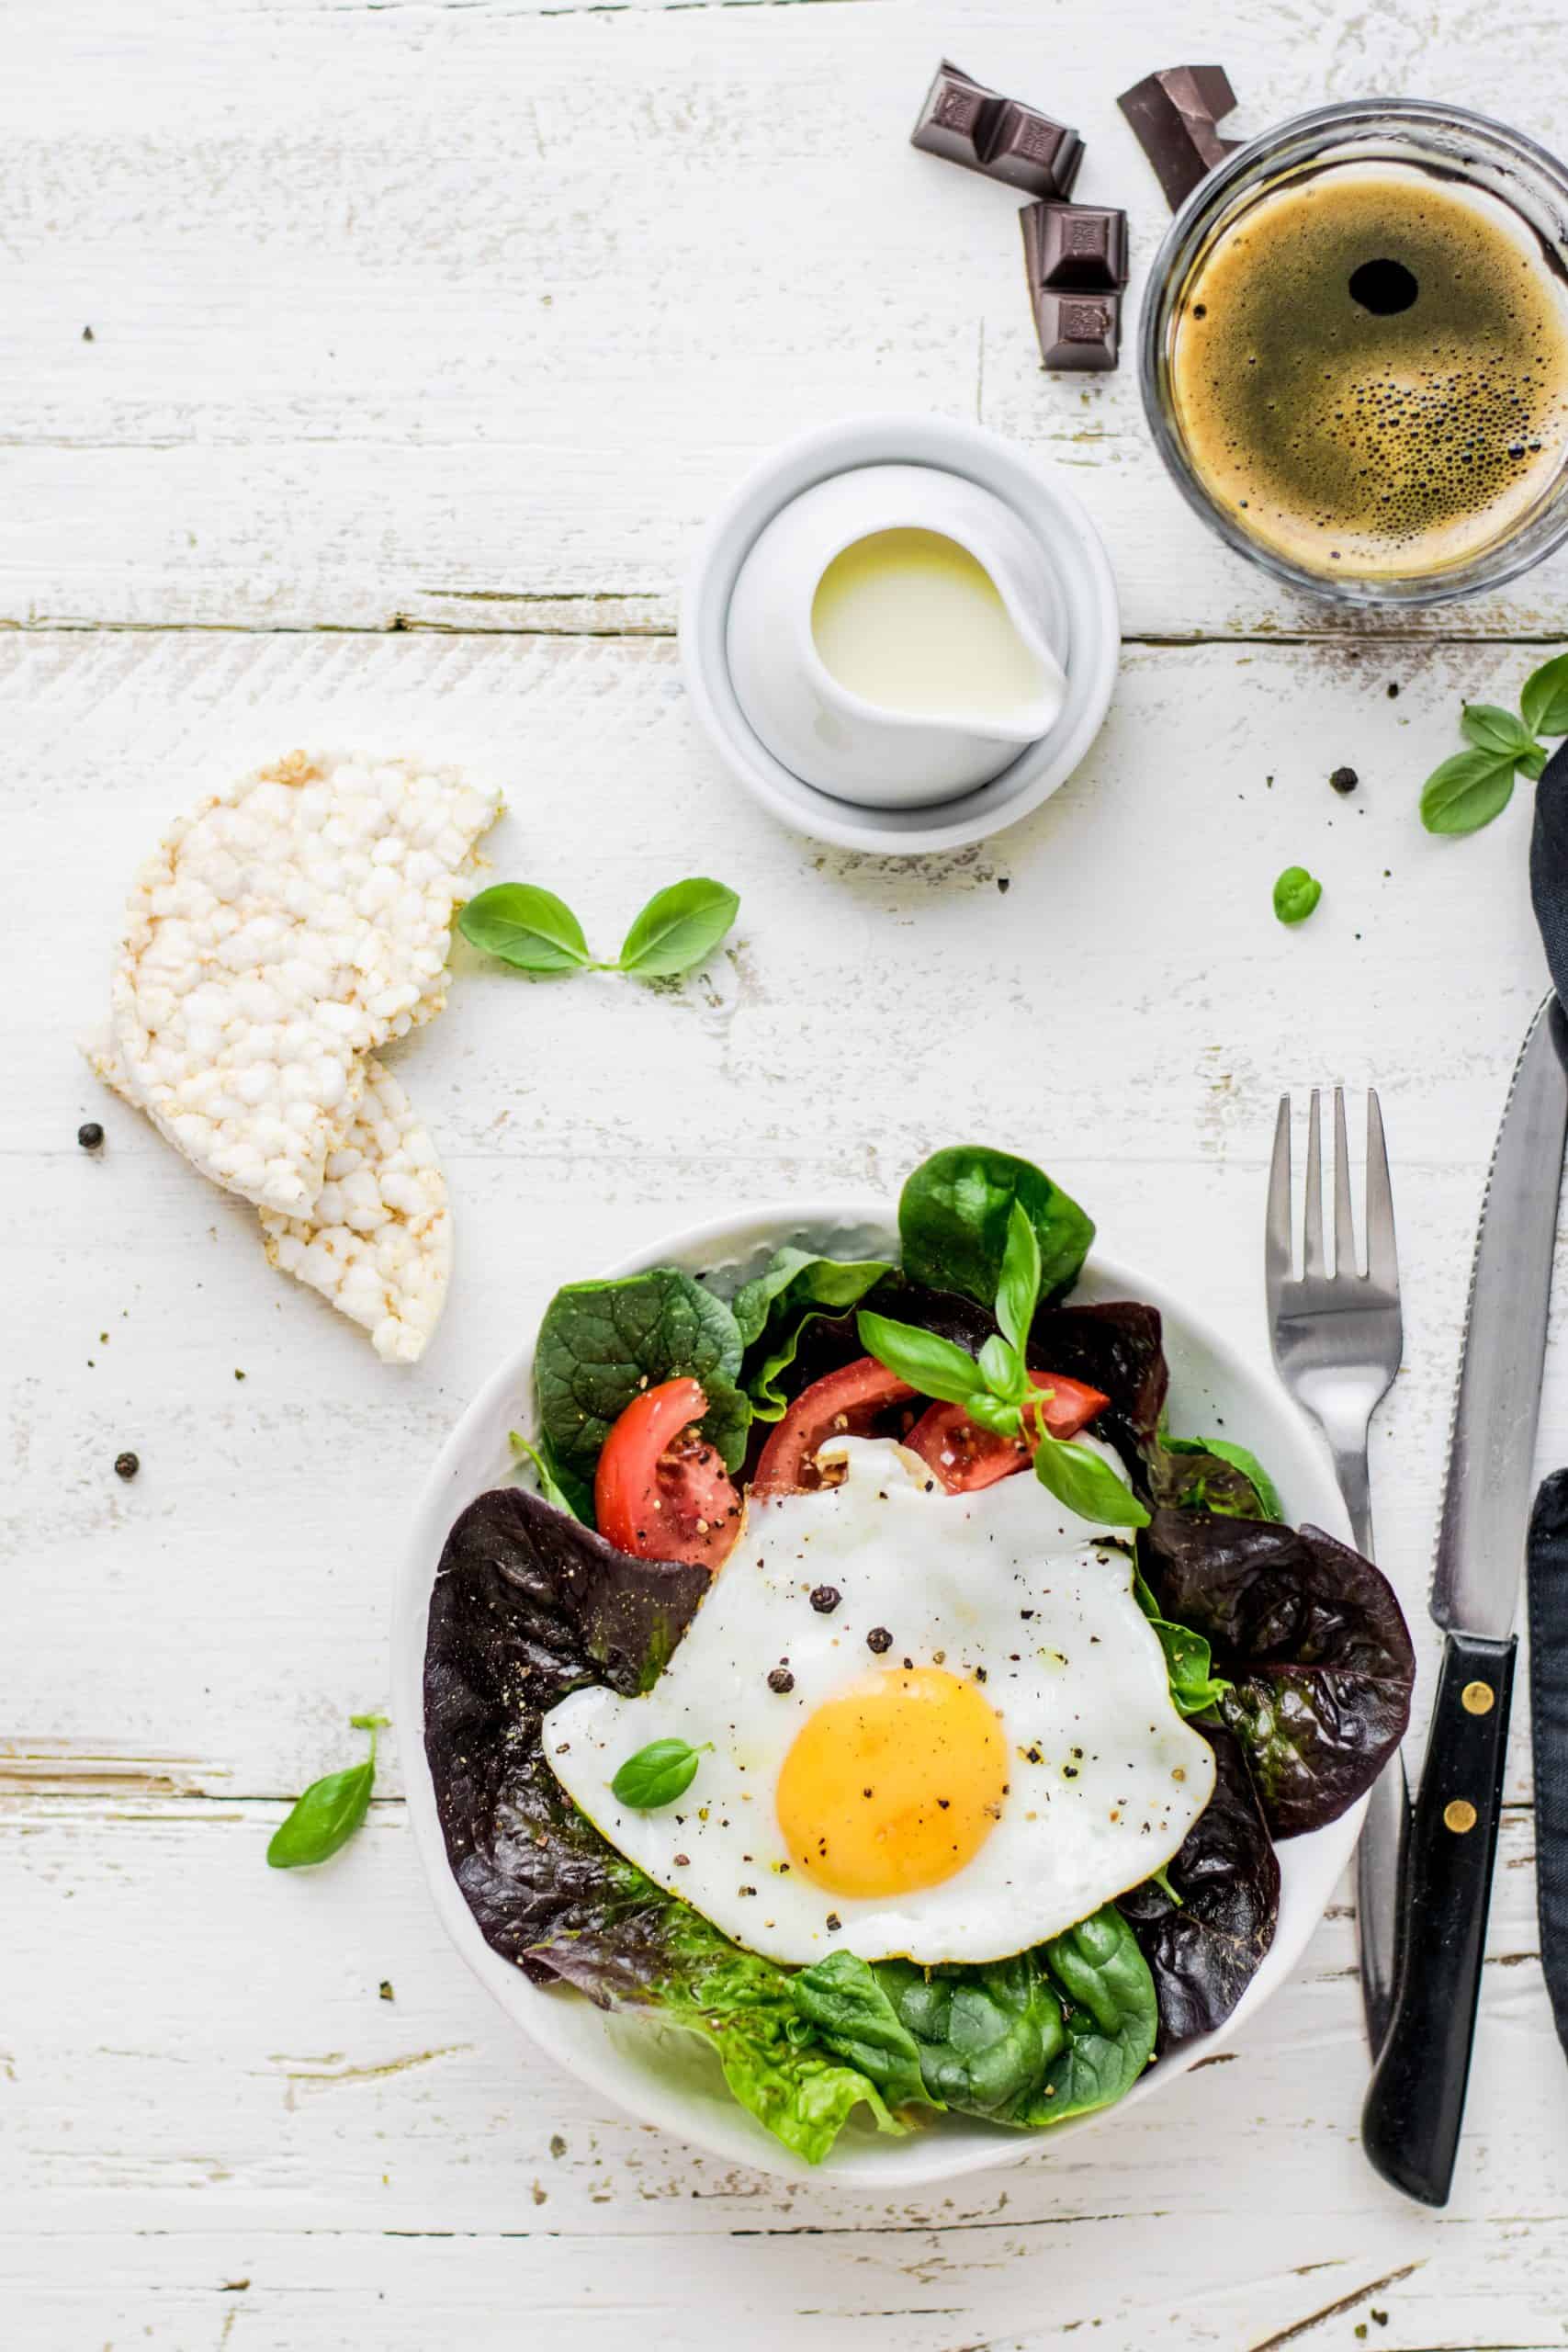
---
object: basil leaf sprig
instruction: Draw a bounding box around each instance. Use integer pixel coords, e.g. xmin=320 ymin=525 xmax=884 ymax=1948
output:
xmin=611 ymin=1736 xmax=709 ymax=1811
xmin=1419 ymin=651 xmax=1568 ymax=836
xmin=460 ymin=876 xmax=739 ymax=979
xmin=1272 ymin=866 xmax=1323 ymax=925
xmin=856 ymin=1204 xmax=1148 ymax=1531
xmin=267 ymin=1713 xmax=388 ymax=1870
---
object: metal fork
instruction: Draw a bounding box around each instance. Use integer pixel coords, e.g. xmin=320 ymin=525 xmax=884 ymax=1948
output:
xmin=1266 ymin=1087 xmax=1408 ymax=2053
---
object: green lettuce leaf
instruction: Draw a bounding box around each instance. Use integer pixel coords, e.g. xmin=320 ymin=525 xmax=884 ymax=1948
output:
xmin=1133 ymin=1568 xmax=1232 ymax=1718
xmin=734 ymin=1248 xmax=893 ymax=1422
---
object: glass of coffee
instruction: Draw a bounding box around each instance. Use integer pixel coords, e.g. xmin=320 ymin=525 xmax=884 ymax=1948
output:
xmin=1140 ymin=100 xmax=1568 ymax=604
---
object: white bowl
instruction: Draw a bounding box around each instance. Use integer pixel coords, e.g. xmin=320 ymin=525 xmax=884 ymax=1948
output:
xmin=726 ymin=465 xmax=1069 ymax=808
xmin=681 ymin=415 xmax=1120 ymax=856
xmin=393 ymin=1199 xmax=1357 ymax=2188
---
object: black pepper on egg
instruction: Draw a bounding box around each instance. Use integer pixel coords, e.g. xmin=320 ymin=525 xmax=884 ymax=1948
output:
xmin=809 ymin=1585 xmax=840 ymax=1614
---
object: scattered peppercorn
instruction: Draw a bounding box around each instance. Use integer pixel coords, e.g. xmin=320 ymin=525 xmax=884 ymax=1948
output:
xmin=825 ymin=1912 xmax=842 ymax=1933
xmin=1387 ymin=682 xmax=1400 ymax=698
xmin=673 ymin=1852 xmax=690 ymax=1868
xmin=77 ymin=1122 xmax=104 ymax=1150
xmin=114 ymin=1451 xmax=140 ymax=1480
xmin=234 ymin=1369 xmax=246 ymax=1382
xmin=809 ymin=1585 xmax=840 ymax=1614
xmin=997 ymin=876 xmax=1010 ymax=894
xmin=866 ymin=1626 xmax=893 ymax=1654
xmin=1330 ymin=764 xmax=1359 ymax=794
xmin=767 ymin=1667 xmax=795 ymax=1694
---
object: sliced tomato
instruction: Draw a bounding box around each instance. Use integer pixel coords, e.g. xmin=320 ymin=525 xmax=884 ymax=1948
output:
xmin=594 ymin=1377 xmax=742 ymax=1571
xmin=907 ymin=1372 xmax=1110 ymax=1494
xmin=751 ymin=1357 xmax=917 ymax=1495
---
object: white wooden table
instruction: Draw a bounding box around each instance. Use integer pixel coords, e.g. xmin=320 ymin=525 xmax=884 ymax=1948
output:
xmin=9 ymin=6 xmax=1568 ymax=2346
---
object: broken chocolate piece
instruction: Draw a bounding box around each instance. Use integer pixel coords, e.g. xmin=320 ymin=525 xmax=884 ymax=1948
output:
xmin=911 ymin=60 xmax=1083 ymax=199
xmin=1029 ymin=290 xmax=1122 ymax=372
xmin=1021 ymin=199 xmax=1129 ymax=292
xmin=1117 ymin=65 xmax=1241 ymax=210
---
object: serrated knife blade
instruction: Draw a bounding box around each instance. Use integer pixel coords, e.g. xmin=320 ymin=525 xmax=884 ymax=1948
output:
xmin=1431 ymin=993 xmax=1568 ymax=1641
xmin=1363 ymin=990 xmax=1568 ymax=2206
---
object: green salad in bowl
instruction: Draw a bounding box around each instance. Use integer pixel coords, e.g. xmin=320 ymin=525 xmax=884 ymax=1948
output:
xmin=406 ymin=1146 xmax=1414 ymax=2179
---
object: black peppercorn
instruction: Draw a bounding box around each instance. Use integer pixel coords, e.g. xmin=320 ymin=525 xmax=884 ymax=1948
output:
xmin=809 ymin=1585 xmax=840 ymax=1614
xmin=114 ymin=1451 xmax=140 ymax=1480
xmin=767 ymin=1667 xmax=795 ymax=1694
xmin=1330 ymin=764 xmax=1359 ymax=794
xmin=866 ymin=1626 xmax=893 ymax=1654
xmin=77 ymin=1122 xmax=104 ymax=1150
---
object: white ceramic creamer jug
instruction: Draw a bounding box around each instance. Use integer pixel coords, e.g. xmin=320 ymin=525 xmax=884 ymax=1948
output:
xmin=724 ymin=464 xmax=1069 ymax=808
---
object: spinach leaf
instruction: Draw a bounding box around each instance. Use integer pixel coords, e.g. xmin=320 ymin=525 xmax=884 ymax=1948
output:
xmin=899 ymin=1146 xmax=1094 ymax=1310
xmin=1015 ymin=1907 xmax=1158 ymax=2124
xmin=1523 ymin=650 xmax=1568 ymax=738
xmin=791 ymin=1951 xmax=930 ymax=2110
xmin=875 ymin=1953 xmax=1066 ymax=2117
xmin=1139 ymin=1509 xmax=1416 ymax=1837
xmin=1153 ymin=1433 xmax=1282 ymax=1521
xmin=267 ymin=1714 xmax=387 ymax=1869
xmin=617 ymin=878 xmax=739 ymax=978
xmin=611 ymin=1736 xmax=706 ymax=1810
xmin=734 ymin=1249 xmax=893 ymax=1420
xmin=1272 ymin=866 xmax=1323 ymax=925
xmin=1120 ymin=1725 xmax=1280 ymax=2044
xmin=1133 ymin=1569 xmax=1231 ymax=1717
xmin=536 ymin=1268 xmax=750 ymax=1483
xmin=509 ymin=1429 xmax=581 ymax=1520
xmin=458 ymin=883 xmax=593 ymax=974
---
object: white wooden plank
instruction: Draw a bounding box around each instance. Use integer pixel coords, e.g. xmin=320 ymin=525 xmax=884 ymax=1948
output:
xmin=0 ymin=1801 xmax=1562 ymax=2350
xmin=7 ymin=1 xmax=1568 ymax=635
xmin=5 ymin=627 xmax=1562 ymax=1804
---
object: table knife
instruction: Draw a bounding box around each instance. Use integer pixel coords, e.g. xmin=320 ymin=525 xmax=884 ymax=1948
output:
xmin=1361 ymin=992 xmax=1568 ymax=2206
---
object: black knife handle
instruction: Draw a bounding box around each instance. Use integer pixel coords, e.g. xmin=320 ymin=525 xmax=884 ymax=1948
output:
xmin=1361 ymin=1630 xmax=1516 ymax=2206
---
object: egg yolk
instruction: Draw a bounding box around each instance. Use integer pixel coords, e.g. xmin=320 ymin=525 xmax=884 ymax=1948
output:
xmin=774 ymin=1665 xmax=1008 ymax=1900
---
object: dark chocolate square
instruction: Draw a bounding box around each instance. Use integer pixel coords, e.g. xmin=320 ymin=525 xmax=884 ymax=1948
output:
xmin=1117 ymin=65 xmax=1241 ymax=211
xmin=1022 ymin=200 xmax=1129 ymax=290
xmin=910 ymin=60 xmax=1082 ymax=199
xmin=1030 ymin=288 xmax=1122 ymax=372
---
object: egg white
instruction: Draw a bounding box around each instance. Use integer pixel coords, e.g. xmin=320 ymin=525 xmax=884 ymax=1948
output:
xmin=543 ymin=1437 xmax=1216 ymax=1966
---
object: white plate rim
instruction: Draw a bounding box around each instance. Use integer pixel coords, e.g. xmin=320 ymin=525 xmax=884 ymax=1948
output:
xmin=392 ymin=1196 xmax=1360 ymax=2188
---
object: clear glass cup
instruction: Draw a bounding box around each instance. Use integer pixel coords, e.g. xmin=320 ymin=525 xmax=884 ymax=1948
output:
xmin=1139 ymin=99 xmax=1568 ymax=606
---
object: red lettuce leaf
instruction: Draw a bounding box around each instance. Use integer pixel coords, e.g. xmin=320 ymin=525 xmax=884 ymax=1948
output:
xmin=1139 ymin=1509 xmax=1416 ymax=1837
xmin=1118 ymin=1725 xmax=1280 ymax=2043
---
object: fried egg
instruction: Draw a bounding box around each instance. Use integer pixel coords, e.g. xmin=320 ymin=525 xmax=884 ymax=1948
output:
xmin=543 ymin=1437 xmax=1216 ymax=1966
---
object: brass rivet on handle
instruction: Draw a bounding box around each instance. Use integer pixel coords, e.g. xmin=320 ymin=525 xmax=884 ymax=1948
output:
xmin=1444 ymin=1798 xmax=1478 ymax=1835
xmin=1461 ymin=1680 xmax=1495 ymax=1715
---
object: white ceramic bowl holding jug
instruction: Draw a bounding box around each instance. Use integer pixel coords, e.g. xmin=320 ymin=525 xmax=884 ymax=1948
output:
xmin=725 ymin=464 xmax=1070 ymax=808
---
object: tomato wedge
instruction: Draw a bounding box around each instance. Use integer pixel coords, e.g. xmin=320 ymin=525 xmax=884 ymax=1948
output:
xmin=594 ymin=1377 xmax=742 ymax=1571
xmin=751 ymin=1357 xmax=916 ymax=1494
xmin=907 ymin=1372 xmax=1110 ymax=1494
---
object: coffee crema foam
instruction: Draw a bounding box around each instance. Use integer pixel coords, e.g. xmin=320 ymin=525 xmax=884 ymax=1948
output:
xmin=1169 ymin=162 xmax=1568 ymax=579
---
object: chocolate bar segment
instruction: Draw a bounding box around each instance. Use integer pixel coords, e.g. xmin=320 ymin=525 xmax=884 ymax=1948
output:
xmin=911 ymin=60 xmax=1083 ymax=199
xmin=1021 ymin=199 xmax=1129 ymax=292
xmin=1030 ymin=290 xmax=1122 ymax=372
xmin=1118 ymin=65 xmax=1240 ymax=210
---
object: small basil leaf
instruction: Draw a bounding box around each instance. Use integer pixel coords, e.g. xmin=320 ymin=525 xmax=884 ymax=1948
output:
xmin=967 ymin=1392 xmax=1024 ymax=1438
xmin=1420 ymin=749 xmax=1517 ymax=835
xmin=855 ymin=1310 xmax=986 ymax=1405
xmin=977 ymin=1333 xmax=1023 ymax=1399
xmin=611 ymin=1736 xmax=705 ymax=1810
xmin=1461 ymin=701 xmax=1540 ymax=760
xmin=1522 ymin=745 xmax=1550 ymax=782
xmin=995 ymin=1201 xmax=1043 ymax=1355
xmin=509 ymin=1429 xmax=580 ymax=1519
xmin=1271 ymin=865 xmax=1323 ymax=925
xmin=458 ymin=883 xmax=593 ymax=973
xmin=267 ymin=1713 xmax=387 ymax=1869
xmin=1522 ymin=650 xmax=1568 ymax=738
xmin=617 ymin=878 xmax=739 ymax=978
xmin=1033 ymin=1432 xmax=1150 ymax=1528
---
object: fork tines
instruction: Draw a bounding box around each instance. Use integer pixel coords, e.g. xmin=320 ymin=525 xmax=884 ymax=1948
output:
xmin=1268 ymin=1087 xmax=1398 ymax=1295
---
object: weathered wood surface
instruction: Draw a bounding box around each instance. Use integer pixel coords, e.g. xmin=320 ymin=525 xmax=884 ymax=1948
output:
xmin=10 ymin=1 xmax=1568 ymax=2344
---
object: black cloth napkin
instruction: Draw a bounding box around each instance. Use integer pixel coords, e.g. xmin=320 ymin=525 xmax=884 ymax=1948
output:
xmin=1530 ymin=741 xmax=1568 ymax=2060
